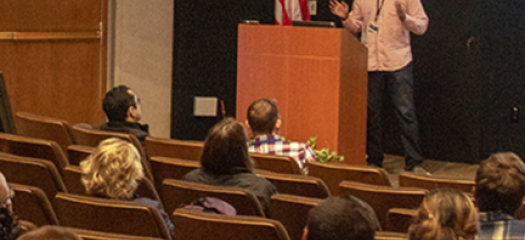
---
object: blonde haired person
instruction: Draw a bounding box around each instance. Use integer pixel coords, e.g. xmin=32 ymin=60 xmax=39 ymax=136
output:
xmin=80 ymin=138 xmax=173 ymax=237
xmin=408 ymin=188 xmax=477 ymax=240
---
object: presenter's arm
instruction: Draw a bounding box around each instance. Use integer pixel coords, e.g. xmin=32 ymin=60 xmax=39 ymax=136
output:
xmin=397 ymin=0 xmax=429 ymax=35
xmin=329 ymin=0 xmax=362 ymax=35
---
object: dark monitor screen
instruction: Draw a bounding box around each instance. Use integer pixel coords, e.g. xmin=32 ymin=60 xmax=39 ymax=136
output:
xmin=311 ymin=0 xmax=354 ymax=27
xmin=292 ymin=20 xmax=336 ymax=28
xmin=0 ymin=72 xmax=16 ymax=134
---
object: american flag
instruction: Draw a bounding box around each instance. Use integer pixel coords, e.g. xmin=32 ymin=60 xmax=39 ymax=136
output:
xmin=275 ymin=0 xmax=311 ymax=26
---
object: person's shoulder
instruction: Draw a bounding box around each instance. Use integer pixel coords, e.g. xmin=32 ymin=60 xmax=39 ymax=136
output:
xmin=133 ymin=197 xmax=161 ymax=208
xmin=183 ymin=169 xmax=206 ymax=181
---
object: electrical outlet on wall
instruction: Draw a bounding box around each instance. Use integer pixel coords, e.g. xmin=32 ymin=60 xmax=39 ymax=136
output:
xmin=512 ymin=106 xmax=519 ymax=123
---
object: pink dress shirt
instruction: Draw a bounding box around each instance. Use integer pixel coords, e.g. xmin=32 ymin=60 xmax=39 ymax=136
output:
xmin=342 ymin=0 xmax=429 ymax=72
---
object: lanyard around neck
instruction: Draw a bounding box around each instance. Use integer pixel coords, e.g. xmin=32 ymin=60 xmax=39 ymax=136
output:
xmin=252 ymin=138 xmax=282 ymax=146
xmin=375 ymin=0 xmax=385 ymax=21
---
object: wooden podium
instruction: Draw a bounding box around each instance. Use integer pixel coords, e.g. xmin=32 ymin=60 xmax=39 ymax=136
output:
xmin=236 ymin=24 xmax=368 ymax=165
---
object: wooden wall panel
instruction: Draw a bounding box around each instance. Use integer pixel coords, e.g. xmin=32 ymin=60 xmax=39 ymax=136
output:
xmin=3 ymin=40 xmax=103 ymax=125
xmin=0 ymin=0 xmax=106 ymax=126
xmin=237 ymin=25 xmax=368 ymax=165
xmin=0 ymin=0 xmax=102 ymax=31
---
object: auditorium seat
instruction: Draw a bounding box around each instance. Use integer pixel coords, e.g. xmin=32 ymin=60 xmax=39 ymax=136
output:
xmin=70 ymin=228 xmax=163 ymax=240
xmin=62 ymin=165 xmax=84 ymax=195
xmin=308 ymin=162 xmax=392 ymax=195
xmin=161 ymin=179 xmax=265 ymax=217
xmin=11 ymin=183 xmax=60 ymax=226
xmin=270 ymin=194 xmax=323 ymax=240
xmin=145 ymin=136 xmax=203 ymax=161
xmin=67 ymin=145 xmax=94 ymax=165
xmin=15 ymin=112 xmax=74 ymax=158
xmin=69 ymin=125 xmax=153 ymax=182
xmin=250 ymin=153 xmax=302 ymax=175
xmin=338 ymin=181 xmax=427 ymax=230
xmin=375 ymin=231 xmax=408 ymax=240
xmin=20 ymin=220 xmax=38 ymax=232
xmin=0 ymin=133 xmax=69 ymax=172
xmin=398 ymin=172 xmax=475 ymax=193
xmin=171 ymin=208 xmax=290 ymax=240
xmin=255 ymin=171 xmax=330 ymax=198
xmin=53 ymin=193 xmax=172 ymax=239
xmin=387 ymin=208 xmax=418 ymax=233
xmin=0 ymin=153 xmax=67 ymax=200
xmin=150 ymin=157 xmax=200 ymax=190
xmin=62 ymin=165 xmax=160 ymax=201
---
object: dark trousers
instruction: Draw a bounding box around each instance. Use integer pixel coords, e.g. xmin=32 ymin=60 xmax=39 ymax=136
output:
xmin=366 ymin=63 xmax=423 ymax=170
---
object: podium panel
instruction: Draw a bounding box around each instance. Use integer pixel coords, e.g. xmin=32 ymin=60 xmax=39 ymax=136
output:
xmin=237 ymin=24 xmax=367 ymax=165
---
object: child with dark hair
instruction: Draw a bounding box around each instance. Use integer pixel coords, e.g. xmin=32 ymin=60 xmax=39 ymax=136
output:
xmin=303 ymin=196 xmax=378 ymax=240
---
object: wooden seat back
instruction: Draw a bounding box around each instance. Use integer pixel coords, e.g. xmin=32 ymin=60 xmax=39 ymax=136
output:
xmin=16 ymin=111 xmax=73 ymax=157
xmin=53 ymin=193 xmax=171 ymax=239
xmin=11 ymin=183 xmax=59 ymax=226
xmin=150 ymin=157 xmax=200 ymax=190
xmin=251 ymin=153 xmax=302 ymax=175
xmin=339 ymin=181 xmax=427 ymax=230
xmin=270 ymin=194 xmax=323 ymax=240
xmin=171 ymin=208 xmax=290 ymax=240
xmin=399 ymin=172 xmax=475 ymax=193
xmin=0 ymin=153 xmax=67 ymax=200
xmin=308 ymin=162 xmax=392 ymax=195
xmin=161 ymin=179 xmax=265 ymax=217
xmin=256 ymin=171 xmax=330 ymax=198
xmin=146 ymin=137 xmax=203 ymax=161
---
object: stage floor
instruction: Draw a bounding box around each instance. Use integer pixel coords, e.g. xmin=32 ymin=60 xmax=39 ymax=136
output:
xmin=383 ymin=154 xmax=479 ymax=187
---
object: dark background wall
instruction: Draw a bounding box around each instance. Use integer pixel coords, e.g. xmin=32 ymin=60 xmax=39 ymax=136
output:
xmin=172 ymin=0 xmax=525 ymax=163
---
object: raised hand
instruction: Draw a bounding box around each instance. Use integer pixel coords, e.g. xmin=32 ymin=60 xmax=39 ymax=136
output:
xmin=329 ymin=0 xmax=349 ymax=20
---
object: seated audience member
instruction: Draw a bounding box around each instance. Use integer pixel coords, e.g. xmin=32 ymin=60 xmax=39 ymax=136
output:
xmin=408 ymin=188 xmax=477 ymax=240
xmin=475 ymin=152 xmax=525 ymax=240
xmin=184 ymin=118 xmax=277 ymax=215
xmin=97 ymin=85 xmax=149 ymax=142
xmin=80 ymin=138 xmax=174 ymax=237
xmin=18 ymin=226 xmax=80 ymax=240
xmin=303 ymin=196 xmax=378 ymax=240
xmin=246 ymin=99 xmax=317 ymax=174
xmin=0 ymin=172 xmax=24 ymax=240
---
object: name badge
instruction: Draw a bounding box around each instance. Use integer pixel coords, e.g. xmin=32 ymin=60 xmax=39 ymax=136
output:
xmin=368 ymin=24 xmax=379 ymax=33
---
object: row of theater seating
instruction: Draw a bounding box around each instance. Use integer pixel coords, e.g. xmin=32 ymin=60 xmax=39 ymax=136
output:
xmin=6 ymin=111 xmax=482 ymax=239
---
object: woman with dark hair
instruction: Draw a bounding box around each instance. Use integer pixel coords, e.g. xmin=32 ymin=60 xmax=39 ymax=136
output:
xmin=184 ymin=118 xmax=277 ymax=214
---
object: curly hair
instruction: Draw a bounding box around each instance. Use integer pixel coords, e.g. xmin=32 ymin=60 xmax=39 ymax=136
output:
xmin=408 ymin=188 xmax=478 ymax=240
xmin=475 ymin=152 xmax=525 ymax=215
xmin=0 ymin=207 xmax=21 ymax=240
xmin=80 ymin=138 xmax=144 ymax=200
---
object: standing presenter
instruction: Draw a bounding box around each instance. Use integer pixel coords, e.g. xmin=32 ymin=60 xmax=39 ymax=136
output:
xmin=330 ymin=0 xmax=429 ymax=174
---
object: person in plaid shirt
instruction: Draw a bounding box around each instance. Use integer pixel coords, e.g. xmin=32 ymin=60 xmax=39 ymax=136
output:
xmin=246 ymin=99 xmax=317 ymax=175
xmin=475 ymin=152 xmax=525 ymax=240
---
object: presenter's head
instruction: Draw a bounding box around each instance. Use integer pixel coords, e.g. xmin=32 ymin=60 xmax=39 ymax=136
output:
xmin=102 ymin=85 xmax=142 ymax=123
xmin=246 ymin=99 xmax=281 ymax=136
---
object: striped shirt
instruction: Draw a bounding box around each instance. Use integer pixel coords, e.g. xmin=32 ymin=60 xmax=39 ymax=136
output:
xmin=478 ymin=211 xmax=525 ymax=240
xmin=248 ymin=134 xmax=317 ymax=175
